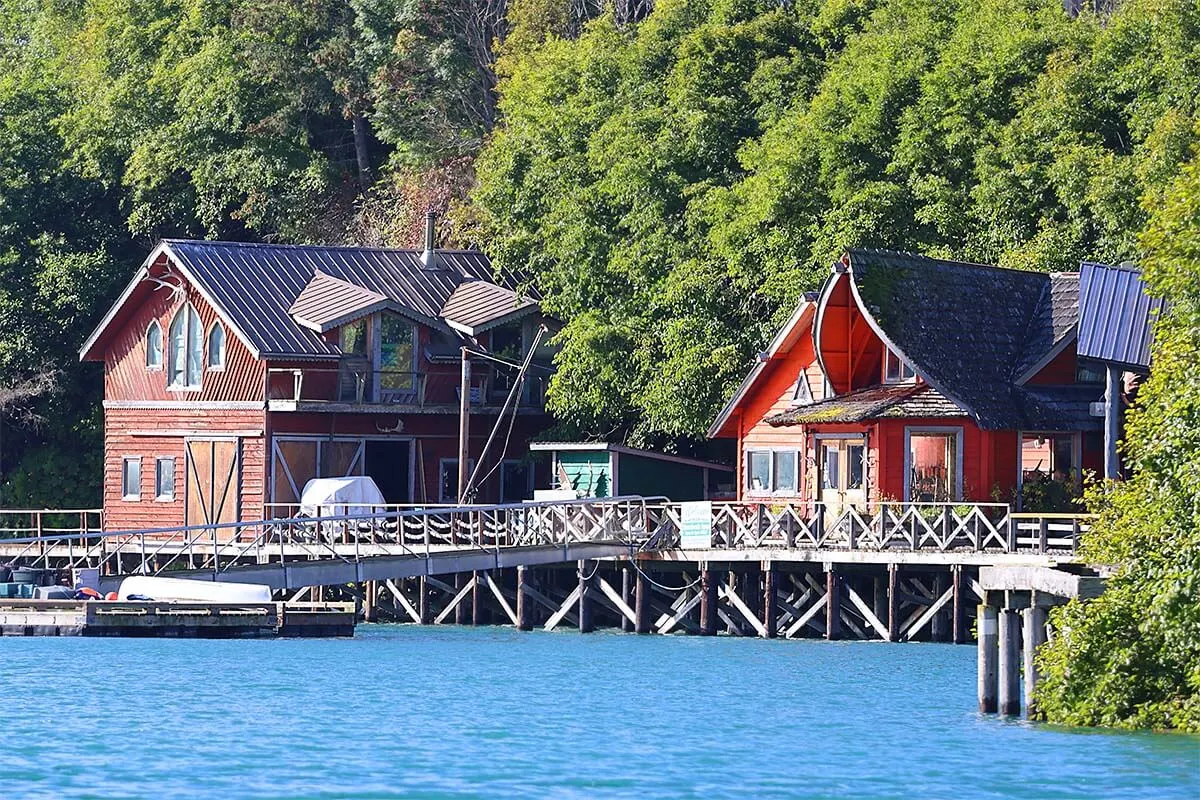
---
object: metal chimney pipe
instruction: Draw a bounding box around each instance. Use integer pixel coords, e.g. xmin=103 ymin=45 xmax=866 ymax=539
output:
xmin=421 ymin=211 xmax=437 ymax=267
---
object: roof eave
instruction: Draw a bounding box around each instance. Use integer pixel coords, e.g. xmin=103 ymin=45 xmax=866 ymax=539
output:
xmin=444 ymin=302 xmax=539 ymax=337
xmin=1014 ymin=330 xmax=1077 ymax=385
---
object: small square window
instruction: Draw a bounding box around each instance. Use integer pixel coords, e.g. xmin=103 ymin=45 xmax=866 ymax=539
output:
xmin=122 ymin=457 xmax=141 ymax=501
xmin=155 ymin=457 xmax=175 ymax=501
xmin=772 ymin=451 xmax=797 ymax=493
xmin=884 ymin=348 xmax=916 ymax=383
xmin=748 ymin=452 xmax=770 ymax=492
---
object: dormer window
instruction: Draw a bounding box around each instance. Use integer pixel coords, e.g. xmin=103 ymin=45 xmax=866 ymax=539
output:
xmin=793 ymin=374 xmax=813 ymax=405
xmin=168 ymin=304 xmax=203 ymax=389
xmin=884 ymin=347 xmax=915 ymax=383
xmin=146 ymin=321 xmax=163 ymax=370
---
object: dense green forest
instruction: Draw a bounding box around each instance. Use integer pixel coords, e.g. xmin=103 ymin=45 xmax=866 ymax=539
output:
xmin=0 ymin=0 xmax=1197 ymax=729
xmin=0 ymin=0 xmax=1195 ymax=468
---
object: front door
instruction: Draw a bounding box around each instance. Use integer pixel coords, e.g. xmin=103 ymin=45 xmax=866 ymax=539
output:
xmin=818 ymin=438 xmax=867 ymax=518
xmin=185 ymin=439 xmax=240 ymax=535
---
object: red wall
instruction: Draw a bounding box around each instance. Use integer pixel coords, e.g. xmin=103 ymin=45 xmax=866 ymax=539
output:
xmin=103 ymin=407 xmax=267 ymax=531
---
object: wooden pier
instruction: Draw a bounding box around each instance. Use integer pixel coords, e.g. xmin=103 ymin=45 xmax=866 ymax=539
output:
xmin=0 ymin=600 xmax=355 ymax=638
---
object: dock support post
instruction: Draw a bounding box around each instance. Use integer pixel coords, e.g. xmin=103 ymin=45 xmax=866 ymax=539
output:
xmin=951 ymin=565 xmax=966 ymax=644
xmin=931 ymin=572 xmax=948 ymax=642
xmin=977 ymin=603 xmax=999 ymax=713
xmin=886 ymin=564 xmax=899 ymax=642
xmin=578 ymin=560 xmax=595 ymax=633
xmin=762 ymin=562 xmax=778 ymax=639
xmin=516 ymin=566 xmax=532 ymax=632
xmin=453 ymin=573 xmax=467 ymax=624
xmin=634 ymin=566 xmax=651 ymax=634
xmin=1023 ymin=602 xmax=1048 ymax=719
xmin=471 ymin=571 xmax=482 ymax=626
xmin=873 ymin=574 xmax=887 ymax=629
xmin=363 ymin=581 xmax=377 ymax=623
xmin=620 ymin=565 xmax=634 ymax=633
xmin=825 ymin=566 xmax=841 ymax=641
xmin=418 ymin=577 xmax=431 ymax=624
xmin=998 ymin=606 xmax=1022 ymax=716
xmin=699 ymin=566 xmax=718 ymax=636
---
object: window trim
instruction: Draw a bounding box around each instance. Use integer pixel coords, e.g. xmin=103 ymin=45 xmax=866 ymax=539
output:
xmin=744 ymin=448 xmax=801 ymax=496
xmin=146 ymin=320 xmax=163 ymax=371
xmin=883 ymin=347 xmax=916 ymax=384
xmin=122 ymin=456 xmax=142 ymax=501
xmin=167 ymin=303 xmax=204 ymax=391
xmin=1017 ymin=430 xmax=1081 ymax=497
xmin=154 ymin=456 xmax=176 ymax=502
xmin=902 ymin=426 xmax=964 ymax=502
xmin=206 ymin=322 xmax=226 ymax=372
xmin=438 ymin=457 xmax=477 ymax=503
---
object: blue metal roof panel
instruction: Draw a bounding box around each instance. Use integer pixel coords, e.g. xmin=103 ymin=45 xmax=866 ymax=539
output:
xmin=1077 ymin=262 xmax=1162 ymax=370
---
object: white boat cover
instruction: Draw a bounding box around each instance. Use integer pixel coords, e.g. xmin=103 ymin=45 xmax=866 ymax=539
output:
xmin=299 ymin=476 xmax=386 ymax=518
xmin=117 ymin=576 xmax=272 ymax=603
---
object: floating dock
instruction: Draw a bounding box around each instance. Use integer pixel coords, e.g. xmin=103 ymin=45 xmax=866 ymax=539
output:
xmin=0 ymin=600 xmax=356 ymax=638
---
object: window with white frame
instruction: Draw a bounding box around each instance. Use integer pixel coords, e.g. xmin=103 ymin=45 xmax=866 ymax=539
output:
xmin=168 ymin=304 xmax=203 ymax=388
xmin=1020 ymin=433 xmax=1078 ymax=484
xmin=884 ymin=347 xmax=916 ymax=383
xmin=207 ymin=323 xmax=226 ymax=370
xmin=122 ymin=457 xmax=142 ymax=500
xmin=793 ymin=374 xmax=813 ymax=404
xmin=146 ymin=321 xmax=163 ymax=370
xmin=746 ymin=449 xmax=800 ymax=494
xmin=155 ymin=457 xmax=175 ymax=501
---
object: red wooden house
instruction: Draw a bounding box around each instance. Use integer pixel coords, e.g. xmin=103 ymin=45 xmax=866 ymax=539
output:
xmin=708 ymin=249 xmax=1111 ymax=511
xmin=81 ymin=235 xmax=553 ymax=531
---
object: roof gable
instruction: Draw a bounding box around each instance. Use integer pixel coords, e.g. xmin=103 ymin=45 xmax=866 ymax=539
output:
xmin=841 ymin=248 xmax=1055 ymax=429
xmin=289 ymin=271 xmax=391 ymax=333
xmin=441 ymin=281 xmax=538 ymax=336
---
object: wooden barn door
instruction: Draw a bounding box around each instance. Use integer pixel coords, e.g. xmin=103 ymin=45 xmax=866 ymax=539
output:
xmin=185 ymin=439 xmax=240 ymax=536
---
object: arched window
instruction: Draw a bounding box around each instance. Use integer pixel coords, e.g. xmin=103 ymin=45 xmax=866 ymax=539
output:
xmin=146 ymin=321 xmax=163 ymax=370
xmin=207 ymin=323 xmax=226 ymax=370
xmin=168 ymin=304 xmax=203 ymax=388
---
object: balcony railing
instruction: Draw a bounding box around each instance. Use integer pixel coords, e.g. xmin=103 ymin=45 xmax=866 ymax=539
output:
xmin=266 ymin=365 xmax=547 ymax=410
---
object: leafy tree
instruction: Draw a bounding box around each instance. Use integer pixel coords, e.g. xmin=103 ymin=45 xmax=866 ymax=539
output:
xmin=1036 ymin=142 xmax=1200 ymax=731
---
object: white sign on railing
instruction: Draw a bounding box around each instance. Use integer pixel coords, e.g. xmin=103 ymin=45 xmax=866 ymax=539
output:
xmin=680 ymin=501 xmax=712 ymax=549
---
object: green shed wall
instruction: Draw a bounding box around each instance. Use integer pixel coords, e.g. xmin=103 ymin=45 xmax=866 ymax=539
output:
xmin=617 ymin=453 xmax=706 ymax=501
xmin=557 ymin=451 xmax=612 ymax=497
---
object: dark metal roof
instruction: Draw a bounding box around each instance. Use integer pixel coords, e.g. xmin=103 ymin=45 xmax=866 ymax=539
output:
xmin=845 ymin=249 xmax=1057 ymax=429
xmin=1077 ymin=262 xmax=1162 ymax=371
xmin=288 ymin=271 xmax=390 ymax=333
xmin=162 ymin=240 xmax=508 ymax=358
xmin=768 ymin=383 xmax=965 ymax=426
xmin=441 ymin=281 xmax=538 ymax=334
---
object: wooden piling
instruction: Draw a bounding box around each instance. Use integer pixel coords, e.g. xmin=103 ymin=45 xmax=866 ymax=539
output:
xmin=951 ymin=565 xmax=966 ymax=644
xmin=363 ymin=581 xmax=377 ymax=623
xmin=743 ymin=566 xmax=761 ymax=622
xmin=998 ymin=607 xmax=1022 ymax=716
xmin=825 ymin=567 xmax=841 ymax=641
xmin=454 ymin=572 xmax=468 ymax=625
xmin=634 ymin=566 xmax=651 ymax=634
xmin=886 ymin=564 xmax=900 ymax=642
xmin=762 ymin=562 xmax=778 ymax=639
xmin=578 ymin=560 xmax=595 ymax=633
xmin=418 ymin=576 xmax=431 ymax=625
xmin=873 ymin=575 xmax=887 ymax=628
xmin=1023 ymin=602 xmax=1048 ymax=718
xmin=977 ymin=603 xmax=999 ymax=713
xmin=471 ymin=571 xmax=482 ymax=626
xmin=699 ymin=567 xmax=718 ymax=636
xmin=620 ymin=566 xmax=634 ymax=633
xmin=516 ymin=566 xmax=532 ymax=632
xmin=931 ymin=571 xmax=948 ymax=642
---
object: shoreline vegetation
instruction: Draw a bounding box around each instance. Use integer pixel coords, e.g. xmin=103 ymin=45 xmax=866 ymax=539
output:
xmin=0 ymin=0 xmax=1197 ymax=730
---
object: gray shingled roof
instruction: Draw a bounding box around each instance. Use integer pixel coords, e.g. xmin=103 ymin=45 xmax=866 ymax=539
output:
xmin=1016 ymin=272 xmax=1080 ymax=378
xmin=768 ymin=383 xmax=965 ymax=426
xmin=163 ymin=240 xmax=509 ymax=358
xmin=843 ymin=249 xmax=1102 ymax=429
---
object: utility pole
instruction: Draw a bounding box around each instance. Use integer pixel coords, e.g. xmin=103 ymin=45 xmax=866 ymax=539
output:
xmin=457 ymin=347 xmax=471 ymax=503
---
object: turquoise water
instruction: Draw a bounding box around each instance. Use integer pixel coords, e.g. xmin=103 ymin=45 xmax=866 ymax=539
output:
xmin=1 ymin=626 xmax=1197 ymax=799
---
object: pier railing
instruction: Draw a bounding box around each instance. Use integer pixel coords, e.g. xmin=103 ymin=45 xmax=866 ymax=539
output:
xmin=0 ymin=509 xmax=103 ymax=540
xmin=0 ymin=496 xmax=661 ymax=576
xmin=643 ymin=501 xmax=1091 ymax=555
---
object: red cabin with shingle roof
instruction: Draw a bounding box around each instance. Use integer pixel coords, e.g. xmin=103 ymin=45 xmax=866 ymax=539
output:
xmin=708 ymin=250 xmax=1117 ymax=511
xmin=81 ymin=237 xmax=554 ymax=531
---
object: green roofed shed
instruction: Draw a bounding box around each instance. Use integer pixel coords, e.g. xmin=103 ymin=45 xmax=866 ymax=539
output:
xmin=528 ymin=443 xmax=733 ymax=501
